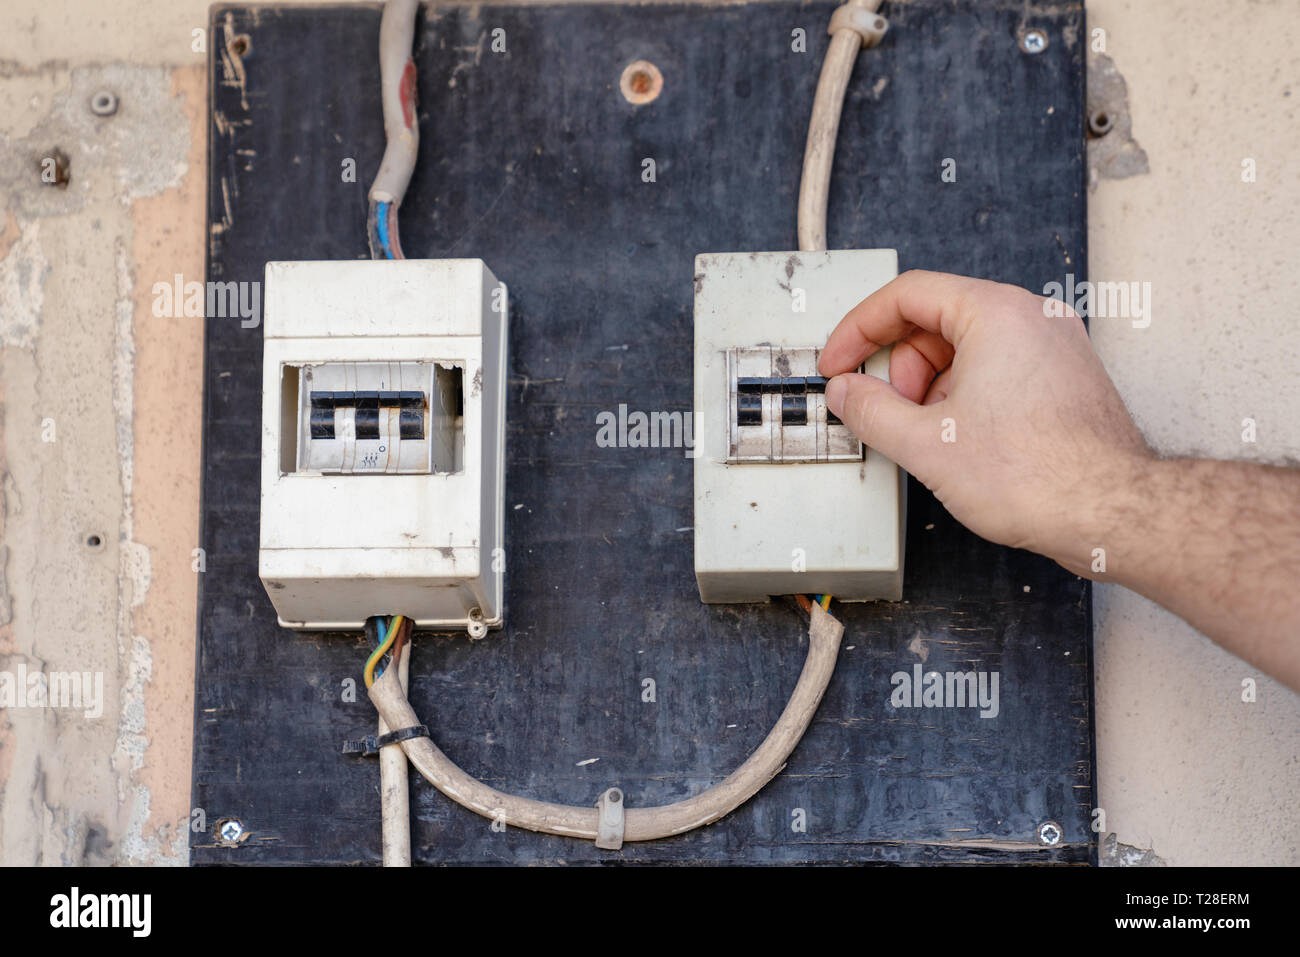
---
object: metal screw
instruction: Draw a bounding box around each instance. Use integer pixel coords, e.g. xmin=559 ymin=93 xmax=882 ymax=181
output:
xmin=219 ymin=819 xmax=244 ymax=843
xmin=1038 ymin=821 xmax=1062 ymax=846
xmin=467 ymin=607 xmax=487 ymax=639
xmin=90 ymin=90 xmax=118 ymax=117
xmin=1020 ymin=29 xmax=1048 ymax=55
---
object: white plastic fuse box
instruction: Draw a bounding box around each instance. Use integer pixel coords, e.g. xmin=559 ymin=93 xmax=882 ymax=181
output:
xmin=693 ymin=249 xmax=905 ymax=603
xmin=258 ymin=259 xmax=507 ymax=633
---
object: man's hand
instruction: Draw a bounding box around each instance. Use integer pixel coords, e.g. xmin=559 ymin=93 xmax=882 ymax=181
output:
xmin=819 ymin=269 xmax=1300 ymax=690
xmin=819 ymin=269 xmax=1150 ymax=573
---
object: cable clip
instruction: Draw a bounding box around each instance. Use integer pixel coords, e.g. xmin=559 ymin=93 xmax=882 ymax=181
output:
xmin=595 ymin=787 xmax=625 ymax=850
xmin=828 ymin=2 xmax=889 ymax=49
xmin=341 ymin=723 xmax=429 ymax=756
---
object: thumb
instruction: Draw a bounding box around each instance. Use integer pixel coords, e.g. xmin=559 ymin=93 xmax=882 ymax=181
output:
xmin=826 ymin=372 xmax=931 ymax=472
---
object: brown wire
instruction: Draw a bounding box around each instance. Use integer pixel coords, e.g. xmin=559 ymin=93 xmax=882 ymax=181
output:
xmin=391 ymin=615 xmax=413 ymax=672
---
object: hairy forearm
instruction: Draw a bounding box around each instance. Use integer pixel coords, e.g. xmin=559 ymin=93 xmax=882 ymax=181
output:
xmin=818 ymin=271 xmax=1300 ymax=690
xmin=1062 ymin=455 xmax=1300 ymax=690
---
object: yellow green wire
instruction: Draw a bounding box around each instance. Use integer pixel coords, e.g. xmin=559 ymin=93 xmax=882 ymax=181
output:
xmin=363 ymin=615 xmax=404 ymax=688
xmin=819 ymin=594 xmax=832 ymax=610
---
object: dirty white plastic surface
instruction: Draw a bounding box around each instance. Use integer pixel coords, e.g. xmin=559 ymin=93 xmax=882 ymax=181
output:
xmin=258 ymin=259 xmax=507 ymax=632
xmin=693 ymin=249 xmax=904 ymax=603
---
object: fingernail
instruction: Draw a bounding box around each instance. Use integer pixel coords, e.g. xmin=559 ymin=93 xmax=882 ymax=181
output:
xmin=826 ymin=375 xmax=846 ymax=418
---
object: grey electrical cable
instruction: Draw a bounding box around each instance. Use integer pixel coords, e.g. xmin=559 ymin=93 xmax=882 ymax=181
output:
xmin=368 ymin=604 xmax=844 ymax=845
xmin=797 ymin=0 xmax=887 ymax=252
xmin=378 ymin=638 xmax=412 ymax=866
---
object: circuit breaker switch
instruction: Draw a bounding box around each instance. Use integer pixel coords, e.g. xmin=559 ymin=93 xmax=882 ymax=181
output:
xmin=737 ymin=393 xmax=764 ymax=426
xmin=259 ymin=258 xmax=508 ymax=634
xmin=295 ymin=361 xmax=440 ymax=474
xmin=725 ymin=347 xmax=861 ymax=465
xmin=693 ymin=249 xmax=905 ymax=604
xmin=780 ymin=395 xmax=807 ymax=425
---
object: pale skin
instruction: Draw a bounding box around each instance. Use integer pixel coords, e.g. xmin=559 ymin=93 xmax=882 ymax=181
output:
xmin=820 ymin=270 xmax=1300 ymax=692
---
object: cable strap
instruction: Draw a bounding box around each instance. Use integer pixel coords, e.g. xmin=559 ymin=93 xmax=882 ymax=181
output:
xmin=595 ymin=788 xmax=625 ymax=850
xmin=343 ymin=724 xmax=430 ymax=756
xmin=828 ymin=3 xmax=889 ymax=48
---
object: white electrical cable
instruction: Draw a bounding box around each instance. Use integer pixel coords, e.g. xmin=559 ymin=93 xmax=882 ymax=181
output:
xmin=367 ymin=0 xmax=421 ymax=259
xmin=369 ymin=0 xmax=421 ymax=207
xmin=358 ymin=0 xmax=880 ymax=858
xmin=797 ymin=0 xmax=888 ymax=252
xmin=368 ymin=604 xmax=844 ymax=846
xmin=378 ymin=638 xmax=412 ymax=866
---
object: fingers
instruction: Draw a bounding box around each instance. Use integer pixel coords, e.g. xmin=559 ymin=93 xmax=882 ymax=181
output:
xmin=888 ymin=330 xmax=954 ymax=404
xmin=922 ymin=366 xmax=953 ymax=406
xmin=825 ymin=372 xmax=937 ymax=475
xmin=818 ymin=270 xmax=1004 ymax=377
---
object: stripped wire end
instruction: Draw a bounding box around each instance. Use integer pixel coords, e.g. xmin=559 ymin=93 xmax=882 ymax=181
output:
xmin=797 ymin=594 xmax=833 ymax=615
xmin=368 ymin=200 xmax=406 ymax=260
xmin=390 ymin=616 xmax=412 ymax=673
xmin=364 ymin=614 xmax=406 ymax=688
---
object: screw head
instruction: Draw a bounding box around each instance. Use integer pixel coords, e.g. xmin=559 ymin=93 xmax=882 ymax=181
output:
xmin=1020 ymin=29 xmax=1048 ymax=55
xmin=90 ymin=90 xmax=118 ymax=117
xmin=466 ymin=608 xmax=488 ymax=639
xmin=219 ymin=819 xmax=244 ymax=843
xmin=1038 ymin=821 xmax=1062 ymax=846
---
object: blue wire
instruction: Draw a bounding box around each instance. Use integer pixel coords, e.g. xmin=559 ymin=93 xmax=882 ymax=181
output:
xmin=376 ymin=201 xmax=394 ymax=260
xmin=374 ymin=615 xmax=393 ymax=679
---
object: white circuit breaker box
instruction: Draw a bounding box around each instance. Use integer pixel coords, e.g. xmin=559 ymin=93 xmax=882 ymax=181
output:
xmin=258 ymin=259 xmax=507 ymax=634
xmin=693 ymin=249 xmax=905 ymax=603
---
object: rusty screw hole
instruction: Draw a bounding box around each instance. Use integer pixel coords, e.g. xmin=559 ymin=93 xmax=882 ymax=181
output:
xmin=228 ymin=34 xmax=251 ymax=57
xmin=619 ymin=60 xmax=663 ymax=106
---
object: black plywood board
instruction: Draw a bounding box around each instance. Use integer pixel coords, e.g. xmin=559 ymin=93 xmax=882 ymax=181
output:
xmin=195 ymin=0 xmax=1094 ymax=864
